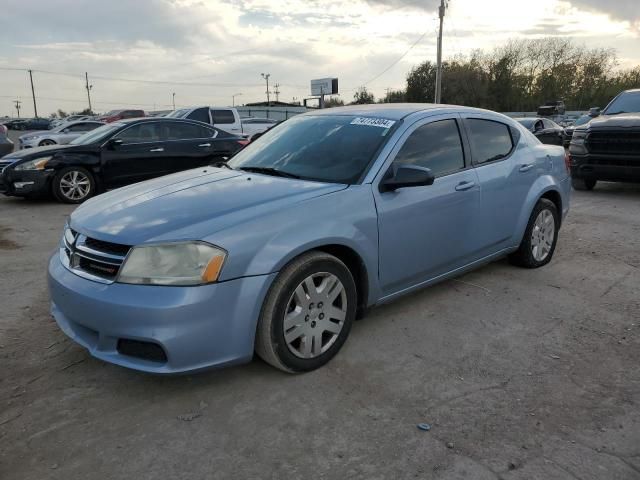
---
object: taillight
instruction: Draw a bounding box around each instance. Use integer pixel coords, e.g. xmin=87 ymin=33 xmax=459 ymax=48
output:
xmin=564 ymin=151 xmax=571 ymax=174
xmin=237 ymin=139 xmax=249 ymax=146
xmin=0 ymin=124 xmax=6 ymax=134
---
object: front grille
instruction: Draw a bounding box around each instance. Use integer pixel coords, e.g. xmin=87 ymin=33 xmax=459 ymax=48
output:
xmin=61 ymin=228 xmax=131 ymax=283
xmin=587 ymin=131 xmax=640 ymax=156
xmin=117 ymin=339 xmax=167 ymax=363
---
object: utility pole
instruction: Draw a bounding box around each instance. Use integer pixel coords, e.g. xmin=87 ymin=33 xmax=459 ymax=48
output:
xmin=232 ymin=92 xmax=242 ymax=107
xmin=434 ymin=0 xmax=447 ymax=104
xmin=274 ymin=83 xmax=280 ymax=102
xmin=172 ymin=92 xmax=176 ymax=110
xmin=28 ymin=70 xmax=38 ymax=118
xmin=261 ymin=73 xmax=271 ymax=105
xmin=14 ymin=100 xmax=22 ymax=118
xmin=85 ymin=72 xmax=93 ymax=113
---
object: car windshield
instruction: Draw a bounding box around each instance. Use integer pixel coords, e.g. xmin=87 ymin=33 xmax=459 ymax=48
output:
xmin=603 ymin=91 xmax=640 ymax=115
xmin=69 ymin=123 xmax=123 ymax=145
xmin=573 ymin=115 xmax=591 ymax=126
xmin=228 ymin=114 xmax=398 ymax=184
xmin=515 ymin=119 xmax=535 ymax=128
xmin=165 ymin=108 xmax=191 ymax=118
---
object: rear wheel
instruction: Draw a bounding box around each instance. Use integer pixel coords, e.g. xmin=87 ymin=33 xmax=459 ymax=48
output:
xmin=571 ymin=178 xmax=596 ymax=191
xmin=509 ymin=198 xmax=559 ymax=268
xmin=52 ymin=167 xmax=96 ymax=204
xmin=255 ymin=251 xmax=357 ymax=373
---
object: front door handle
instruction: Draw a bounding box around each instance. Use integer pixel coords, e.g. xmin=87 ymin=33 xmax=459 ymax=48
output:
xmin=455 ymin=181 xmax=475 ymax=191
xmin=198 ymin=143 xmax=211 ymax=147
xmin=149 ymin=147 xmax=164 ymax=152
xmin=519 ymin=163 xmax=535 ymax=172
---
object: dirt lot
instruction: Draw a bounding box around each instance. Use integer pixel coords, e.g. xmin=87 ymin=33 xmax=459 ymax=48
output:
xmin=0 ymin=178 xmax=639 ymax=479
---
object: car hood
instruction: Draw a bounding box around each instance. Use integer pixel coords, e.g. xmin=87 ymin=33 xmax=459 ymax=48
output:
xmin=70 ymin=167 xmax=348 ymax=246
xmin=2 ymin=144 xmax=80 ymax=161
xmin=586 ymin=113 xmax=640 ymax=129
xmin=19 ymin=130 xmax=49 ymax=139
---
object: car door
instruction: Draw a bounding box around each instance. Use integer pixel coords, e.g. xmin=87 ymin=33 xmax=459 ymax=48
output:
xmin=101 ymin=122 xmax=171 ymax=187
xmin=374 ymin=115 xmax=481 ymax=295
xmin=462 ymin=116 xmax=540 ymax=254
xmin=543 ymin=119 xmax=563 ymax=145
xmin=159 ymin=121 xmax=231 ymax=173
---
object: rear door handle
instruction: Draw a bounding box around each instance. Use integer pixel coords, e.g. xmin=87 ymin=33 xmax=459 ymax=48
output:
xmin=455 ymin=181 xmax=475 ymax=191
xmin=198 ymin=143 xmax=211 ymax=147
xmin=149 ymin=147 xmax=164 ymax=152
xmin=519 ymin=163 xmax=535 ymax=172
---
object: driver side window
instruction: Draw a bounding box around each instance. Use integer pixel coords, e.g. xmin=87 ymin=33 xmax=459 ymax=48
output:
xmin=393 ymin=119 xmax=465 ymax=178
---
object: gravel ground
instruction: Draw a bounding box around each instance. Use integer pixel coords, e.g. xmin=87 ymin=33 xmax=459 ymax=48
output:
xmin=0 ymin=175 xmax=639 ymax=479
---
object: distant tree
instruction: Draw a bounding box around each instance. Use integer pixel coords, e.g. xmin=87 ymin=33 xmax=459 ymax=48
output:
xmin=56 ymin=109 xmax=69 ymax=118
xmin=379 ymin=89 xmax=406 ymax=103
xmin=324 ymin=97 xmax=345 ymax=108
xmin=406 ymin=61 xmax=437 ymax=102
xmin=351 ymin=87 xmax=375 ymax=104
xmin=76 ymin=108 xmax=94 ymax=115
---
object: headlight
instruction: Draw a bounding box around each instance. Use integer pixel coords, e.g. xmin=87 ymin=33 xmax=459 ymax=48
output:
xmin=571 ymin=131 xmax=586 ymax=145
xmin=117 ymin=242 xmax=226 ymax=286
xmin=14 ymin=156 xmax=52 ymax=171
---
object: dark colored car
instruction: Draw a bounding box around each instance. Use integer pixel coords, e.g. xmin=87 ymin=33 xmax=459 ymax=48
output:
xmin=97 ymin=109 xmax=146 ymax=123
xmin=0 ymin=124 xmax=14 ymax=157
xmin=537 ymin=100 xmax=565 ymax=117
xmin=6 ymin=118 xmax=51 ymax=131
xmin=515 ymin=118 xmax=564 ymax=146
xmin=569 ymin=89 xmax=640 ymax=190
xmin=563 ymin=114 xmax=594 ymax=147
xmin=0 ymin=118 xmax=245 ymax=203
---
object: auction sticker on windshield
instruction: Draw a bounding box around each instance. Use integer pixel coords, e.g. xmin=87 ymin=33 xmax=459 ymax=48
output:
xmin=350 ymin=117 xmax=396 ymax=129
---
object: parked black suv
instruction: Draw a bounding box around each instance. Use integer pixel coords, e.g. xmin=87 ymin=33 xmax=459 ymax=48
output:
xmin=569 ymin=89 xmax=640 ymax=190
xmin=0 ymin=118 xmax=245 ymax=203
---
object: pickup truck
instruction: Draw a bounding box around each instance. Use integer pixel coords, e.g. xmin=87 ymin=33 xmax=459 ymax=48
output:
xmin=166 ymin=107 xmax=244 ymax=136
xmin=568 ymin=89 xmax=640 ymax=190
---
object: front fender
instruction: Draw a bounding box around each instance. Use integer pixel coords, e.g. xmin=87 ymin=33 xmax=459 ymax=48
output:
xmin=212 ymin=185 xmax=381 ymax=304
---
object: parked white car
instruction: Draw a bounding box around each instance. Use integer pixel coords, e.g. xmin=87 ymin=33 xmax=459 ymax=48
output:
xmin=166 ymin=106 xmax=243 ymax=135
xmin=19 ymin=120 xmax=105 ymax=149
xmin=240 ymin=117 xmax=279 ymax=136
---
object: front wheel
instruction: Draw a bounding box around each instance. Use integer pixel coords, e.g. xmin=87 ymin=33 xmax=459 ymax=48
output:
xmin=38 ymin=139 xmax=56 ymax=147
xmin=509 ymin=198 xmax=559 ymax=268
xmin=52 ymin=167 xmax=96 ymax=204
xmin=571 ymin=178 xmax=596 ymax=191
xmin=255 ymin=251 xmax=357 ymax=373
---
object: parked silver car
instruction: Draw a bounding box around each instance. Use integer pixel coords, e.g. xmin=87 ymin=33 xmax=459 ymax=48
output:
xmin=19 ymin=120 xmax=104 ymax=149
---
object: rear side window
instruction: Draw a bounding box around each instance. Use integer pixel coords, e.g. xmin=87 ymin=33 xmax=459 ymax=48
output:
xmin=466 ymin=119 xmax=514 ymax=165
xmin=122 ymin=110 xmax=144 ymax=119
xmin=187 ymin=108 xmax=211 ymax=124
xmin=160 ymin=121 xmax=214 ymax=140
xmin=393 ymin=119 xmax=465 ymax=177
xmin=114 ymin=123 xmax=161 ymax=143
xmin=212 ymin=110 xmax=235 ymax=124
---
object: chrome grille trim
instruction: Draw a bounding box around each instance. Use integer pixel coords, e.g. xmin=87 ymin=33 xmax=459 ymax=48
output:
xmin=60 ymin=228 xmax=131 ymax=284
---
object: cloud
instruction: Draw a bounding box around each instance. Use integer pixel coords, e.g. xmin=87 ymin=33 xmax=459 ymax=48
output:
xmin=569 ymin=0 xmax=640 ymax=22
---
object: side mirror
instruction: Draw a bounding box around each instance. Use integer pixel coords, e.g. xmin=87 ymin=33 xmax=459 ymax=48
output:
xmin=380 ymin=165 xmax=435 ymax=192
xmin=107 ymin=138 xmax=123 ymax=149
xmin=589 ymin=107 xmax=600 ymax=117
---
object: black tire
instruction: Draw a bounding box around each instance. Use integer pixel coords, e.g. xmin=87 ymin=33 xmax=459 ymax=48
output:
xmin=52 ymin=166 xmax=96 ymax=204
xmin=571 ymin=178 xmax=596 ymax=191
xmin=38 ymin=139 xmax=56 ymax=147
xmin=255 ymin=251 xmax=357 ymax=373
xmin=509 ymin=198 xmax=559 ymax=268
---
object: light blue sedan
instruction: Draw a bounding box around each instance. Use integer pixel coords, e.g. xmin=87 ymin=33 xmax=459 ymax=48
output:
xmin=48 ymin=104 xmax=571 ymax=373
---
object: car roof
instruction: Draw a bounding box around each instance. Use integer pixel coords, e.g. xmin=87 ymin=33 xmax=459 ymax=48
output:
xmin=303 ymin=103 xmax=506 ymax=121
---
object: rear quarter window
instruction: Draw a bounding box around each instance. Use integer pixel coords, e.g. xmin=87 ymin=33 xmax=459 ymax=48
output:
xmin=466 ymin=119 xmax=515 ymax=165
xmin=212 ymin=110 xmax=236 ymax=124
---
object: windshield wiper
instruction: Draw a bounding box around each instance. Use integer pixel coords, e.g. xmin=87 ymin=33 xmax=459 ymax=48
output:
xmin=605 ymin=111 xmax=629 ymax=115
xmin=238 ymin=166 xmax=301 ymax=179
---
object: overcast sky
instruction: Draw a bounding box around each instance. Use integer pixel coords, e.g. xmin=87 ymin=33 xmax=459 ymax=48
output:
xmin=0 ymin=0 xmax=638 ymax=117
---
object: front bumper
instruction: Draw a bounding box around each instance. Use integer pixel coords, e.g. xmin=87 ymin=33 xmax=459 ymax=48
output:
xmin=1 ymin=169 xmax=53 ymax=196
xmin=570 ymin=153 xmax=640 ymax=183
xmin=48 ymin=254 xmax=276 ymax=374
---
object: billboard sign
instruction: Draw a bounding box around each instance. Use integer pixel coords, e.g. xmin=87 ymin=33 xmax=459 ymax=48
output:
xmin=311 ymin=78 xmax=338 ymax=96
